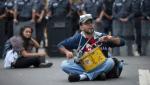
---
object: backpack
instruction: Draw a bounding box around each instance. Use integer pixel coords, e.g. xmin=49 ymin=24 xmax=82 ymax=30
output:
xmin=3 ymin=36 xmax=23 ymax=58
xmin=106 ymin=58 xmax=123 ymax=78
xmin=3 ymin=39 xmax=19 ymax=68
xmin=4 ymin=49 xmax=19 ymax=68
xmin=2 ymin=40 xmax=12 ymax=58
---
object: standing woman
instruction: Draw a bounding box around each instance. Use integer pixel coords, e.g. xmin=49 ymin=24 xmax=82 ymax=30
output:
xmin=10 ymin=26 xmax=52 ymax=68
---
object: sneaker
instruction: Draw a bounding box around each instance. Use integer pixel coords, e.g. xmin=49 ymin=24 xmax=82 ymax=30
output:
xmin=68 ymin=74 xmax=80 ymax=82
xmin=133 ymin=51 xmax=140 ymax=56
xmin=39 ymin=62 xmax=53 ymax=68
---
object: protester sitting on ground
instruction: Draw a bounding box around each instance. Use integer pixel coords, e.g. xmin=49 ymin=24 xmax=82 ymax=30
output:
xmin=57 ymin=14 xmax=125 ymax=82
xmin=4 ymin=26 xmax=52 ymax=68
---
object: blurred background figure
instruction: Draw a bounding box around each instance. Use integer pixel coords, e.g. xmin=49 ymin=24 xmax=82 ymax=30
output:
xmin=46 ymin=0 xmax=71 ymax=18
xmin=132 ymin=0 xmax=141 ymax=56
xmin=141 ymin=0 xmax=150 ymax=56
xmin=83 ymin=0 xmax=103 ymax=32
xmin=0 ymin=0 xmax=7 ymax=58
xmin=46 ymin=0 xmax=73 ymax=56
xmin=70 ymin=0 xmax=85 ymax=35
xmin=13 ymin=0 xmax=36 ymax=37
xmin=112 ymin=0 xmax=135 ymax=56
xmin=5 ymin=0 xmax=15 ymax=40
xmin=95 ymin=0 xmax=114 ymax=34
xmin=33 ymin=0 xmax=46 ymax=47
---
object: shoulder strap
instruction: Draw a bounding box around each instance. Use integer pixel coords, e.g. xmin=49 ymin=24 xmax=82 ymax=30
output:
xmin=77 ymin=35 xmax=92 ymax=53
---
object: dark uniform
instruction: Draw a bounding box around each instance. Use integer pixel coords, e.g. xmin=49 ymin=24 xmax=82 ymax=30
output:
xmin=13 ymin=0 xmax=35 ymax=37
xmin=47 ymin=0 xmax=71 ymax=34
xmin=33 ymin=0 xmax=46 ymax=45
xmin=47 ymin=0 xmax=71 ymax=18
xmin=99 ymin=0 xmax=114 ymax=34
xmin=0 ymin=0 xmax=6 ymax=58
xmin=5 ymin=0 xmax=14 ymax=40
xmin=132 ymin=0 xmax=142 ymax=55
xmin=112 ymin=0 xmax=135 ymax=56
xmin=83 ymin=0 xmax=103 ymax=32
xmin=70 ymin=0 xmax=84 ymax=35
xmin=141 ymin=0 xmax=150 ymax=56
xmin=83 ymin=0 xmax=102 ymax=19
xmin=84 ymin=0 xmax=101 ymax=20
xmin=47 ymin=0 xmax=72 ymax=56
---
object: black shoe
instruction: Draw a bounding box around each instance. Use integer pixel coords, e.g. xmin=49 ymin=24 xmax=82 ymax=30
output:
xmin=68 ymin=74 xmax=80 ymax=82
xmin=95 ymin=72 xmax=106 ymax=80
xmin=39 ymin=62 xmax=53 ymax=68
xmin=100 ymin=73 xmax=106 ymax=80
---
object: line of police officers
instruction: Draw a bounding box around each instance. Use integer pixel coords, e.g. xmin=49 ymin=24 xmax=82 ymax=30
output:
xmin=0 ymin=0 xmax=150 ymax=58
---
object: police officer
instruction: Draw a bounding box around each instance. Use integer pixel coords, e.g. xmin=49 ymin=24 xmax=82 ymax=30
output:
xmin=112 ymin=0 xmax=135 ymax=56
xmin=83 ymin=0 xmax=103 ymax=32
xmin=47 ymin=0 xmax=71 ymax=18
xmin=0 ymin=0 xmax=6 ymax=58
xmin=46 ymin=0 xmax=72 ymax=56
xmin=132 ymin=0 xmax=141 ymax=56
xmin=96 ymin=0 xmax=114 ymax=34
xmin=46 ymin=0 xmax=72 ymax=35
xmin=33 ymin=0 xmax=46 ymax=46
xmin=5 ymin=0 xmax=14 ymax=40
xmin=13 ymin=0 xmax=36 ymax=37
xmin=141 ymin=0 xmax=150 ymax=56
xmin=70 ymin=0 xmax=85 ymax=35
xmin=83 ymin=0 xmax=102 ymax=20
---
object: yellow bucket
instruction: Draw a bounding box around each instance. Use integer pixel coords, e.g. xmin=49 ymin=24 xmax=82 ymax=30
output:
xmin=80 ymin=47 xmax=106 ymax=72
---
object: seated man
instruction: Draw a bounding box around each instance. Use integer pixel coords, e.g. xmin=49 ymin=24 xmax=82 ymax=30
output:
xmin=57 ymin=14 xmax=125 ymax=82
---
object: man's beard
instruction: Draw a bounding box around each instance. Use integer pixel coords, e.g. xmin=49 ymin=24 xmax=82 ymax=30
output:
xmin=85 ymin=28 xmax=94 ymax=34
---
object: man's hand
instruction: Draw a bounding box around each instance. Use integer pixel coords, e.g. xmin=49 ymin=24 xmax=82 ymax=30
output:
xmin=100 ymin=35 xmax=121 ymax=45
xmin=65 ymin=51 xmax=74 ymax=59
xmin=100 ymin=35 xmax=112 ymax=42
xmin=58 ymin=47 xmax=74 ymax=59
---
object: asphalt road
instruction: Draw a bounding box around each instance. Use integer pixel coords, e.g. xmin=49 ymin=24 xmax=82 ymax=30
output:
xmin=0 ymin=56 xmax=150 ymax=85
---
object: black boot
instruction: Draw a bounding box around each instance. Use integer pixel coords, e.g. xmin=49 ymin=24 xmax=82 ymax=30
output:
xmin=68 ymin=74 xmax=80 ymax=82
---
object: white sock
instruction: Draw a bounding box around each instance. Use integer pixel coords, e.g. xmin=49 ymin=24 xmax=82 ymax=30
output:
xmin=79 ymin=74 xmax=88 ymax=80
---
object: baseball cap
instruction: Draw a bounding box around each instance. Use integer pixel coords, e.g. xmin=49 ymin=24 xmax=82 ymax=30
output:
xmin=79 ymin=14 xmax=93 ymax=24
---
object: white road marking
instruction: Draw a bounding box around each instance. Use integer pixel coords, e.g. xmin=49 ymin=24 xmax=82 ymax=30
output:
xmin=139 ymin=69 xmax=150 ymax=85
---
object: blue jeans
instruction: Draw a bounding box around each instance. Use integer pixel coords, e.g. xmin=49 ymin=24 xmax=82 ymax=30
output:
xmin=61 ymin=58 xmax=115 ymax=80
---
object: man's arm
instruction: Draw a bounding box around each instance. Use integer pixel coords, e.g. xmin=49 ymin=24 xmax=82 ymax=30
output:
xmin=109 ymin=36 xmax=123 ymax=45
xmin=58 ymin=47 xmax=74 ymax=59
xmin=100 ymin=35 xmax=125 ymax=46
xmin=57 ymin=34 xmax=81 ymax=58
